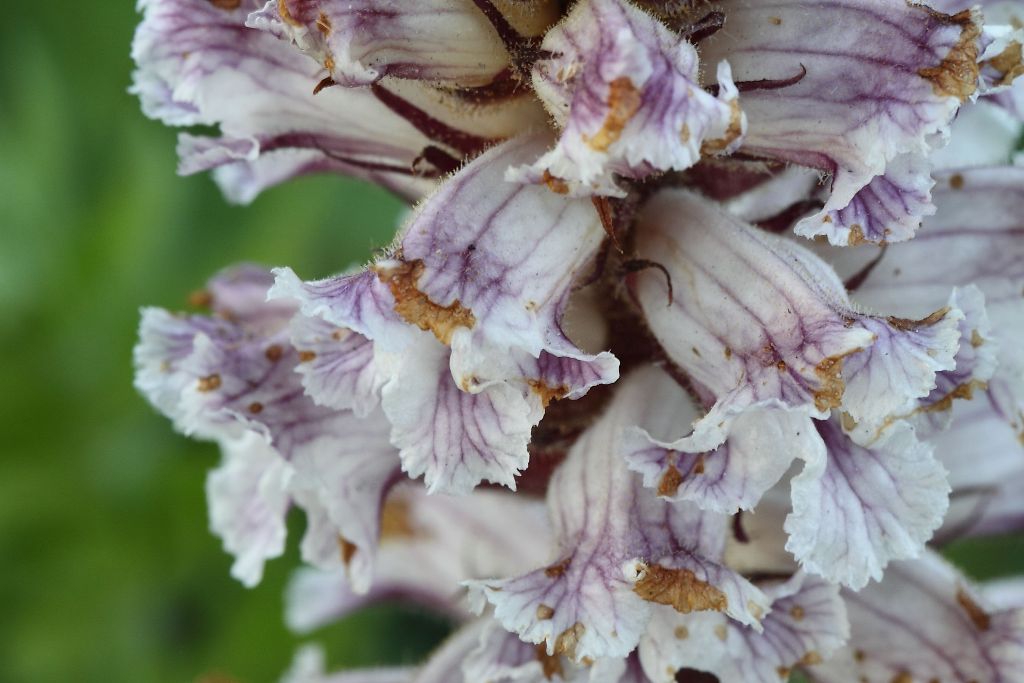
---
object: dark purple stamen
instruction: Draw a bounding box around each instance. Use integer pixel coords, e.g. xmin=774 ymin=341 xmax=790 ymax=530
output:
xmin=844 ymin=245 xmax=889 ymax=292
xmin=469 ymin=0 xmax=553 ymax=72
xmin=370 ymin=83 xmax=496 ymax=156
xmin=449 ymin=68 xmax=528 ymax=105
xmin=755 ymin=199 xmax=824 ymax=234
xmin=683 ymin=11 xmax=726 ymax=44
xmin=414 ymin=145 xmax=464 ymax=176
xmin=706 ymin=64 xmax=807 ymax=97
xmin=623 ymin=259 xmax=674 ymax=306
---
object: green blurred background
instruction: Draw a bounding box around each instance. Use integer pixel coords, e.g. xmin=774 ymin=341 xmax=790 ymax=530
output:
xmin=1 ymin=3 xmax=1021 ymax=683
xmin=0 ymin=3 xmax=449 ymax=682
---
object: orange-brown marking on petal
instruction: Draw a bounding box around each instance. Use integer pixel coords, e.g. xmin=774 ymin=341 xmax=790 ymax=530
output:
xmin=917 ymin=9 xmax=981 ymax=101
xmin=265 ymin=344 xmax=284 ymax=362
xmin=316 ymin=11 xmax=332 ymax=35
xmin=957 ymin=587 xmax=992 ymax=631
xmin=208 ymin=0 xmax=242 ymax=9
xmin=198 ymin=374 xmax=222 ymax=392
xmin=701 ymin=99 xmax=744 ymax=154
xmin=674 ymin=625 xmax=689 ymax=639
xmin=801 ymin=651 xmax=823 ymax=666
xmin=949 ymin=172 xmax=965 ymax=189
xmin=777 ymin=666 xmax=792 ymax=679
xmin=657 ymin=462 xmax=684 ymax=497
xmin=536 ymin=643 xmax=564 ymax=679
xmin=542 ymin=170 xmax=570 ymax=194
xmin=970 ymin=329 xmax=984 ymax=347
xmin=529 ymin=380 xmax=569 ymax=409
xmin=922 ymin=381 xmax=983 ymax=414
xmin=338 ymin=536 xmax=358 ymax=566
xmin=984 ymin=40 xmax=1024 ymax=86
xmin=790 ymin=604 xmax=805 ymax=621
xmin=380 ymin=497 xmax=417 ymax=540
xmin=298 ymin=350 xmax=317 ymax=362
xmin=847 ymin=224 xmax=869 ymax=245
xmin=886 ymin=306 xmax=950 ymax=331
xmin=585 ymin=77 xmax=642 ymax=151
xmin=376 ymin=260 xmax=476 ymax=345
xmin=545 ymin=558 xmax=571 ymax=578
xmin=814 ymin=351 xmax=858 ymax=412
xmin=248 ymin=402 xmax=264 ymax=414
xmin=553 ymin=622 xmax=585 ymax=658
xmin=277 ymin=0 xmax=302 ymax=26
xmin=536 ymin=603 xmax=555 ymax=620
xmin=891 ymin=673 xmax=913 ymax=683
xmin=633 ymin=563 xmax=729 ymax=614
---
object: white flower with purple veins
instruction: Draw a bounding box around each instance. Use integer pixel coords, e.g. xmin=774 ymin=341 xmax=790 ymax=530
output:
xmin=131 ymin=0 xmax=1024 ymax=680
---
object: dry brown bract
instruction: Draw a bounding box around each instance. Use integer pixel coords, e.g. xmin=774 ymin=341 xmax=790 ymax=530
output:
xmin=916 ymin=8 xmax=981 ymax=102
xmin=633 ymin=563 xmax=729 ymax=613
xmin=376 ymin=260 xmax=477 ymax=345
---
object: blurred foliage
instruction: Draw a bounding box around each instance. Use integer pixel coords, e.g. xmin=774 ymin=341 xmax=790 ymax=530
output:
xmin=0 ymin=3 xmax=446 ymax=682
xmin=1 ymin=3 xmax=1022 ymax=683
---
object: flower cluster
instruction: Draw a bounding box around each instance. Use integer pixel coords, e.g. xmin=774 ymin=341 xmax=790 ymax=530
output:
xmin=131 ymin=0 xmax=1024 ymax=681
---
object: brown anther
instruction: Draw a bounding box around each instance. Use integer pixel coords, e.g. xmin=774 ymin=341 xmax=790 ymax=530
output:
xmin=313 ymin=76 xmax=337 ymax=95
xmin=198 ymin=374 xmax=222 ymax=392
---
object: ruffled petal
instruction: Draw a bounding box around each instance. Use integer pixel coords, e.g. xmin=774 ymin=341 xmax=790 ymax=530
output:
xmin=206 ymin=432 xmax=293 ymax=587
xmin=286 ymin=410 xmax=400 ymax=591
xmin=285 ymin=486 xmax=551 ymax=632
xmin=838 ymin=301 xmax=961 ymax=442
xmin=630 ymin=190 xmax=873 ymax=451
xmin=515 ymin=0 xmax=743 ymax=196
xmin=622 ymin=381 xmax=812 ymax=515
xmin=468 ymin=368 xmax=767 ymax=663
xmin=785 ymin=418 xmax=949 ymax=589
xmin=134 ymin=266 xmax=401 ymax=589
xmin=916 ymin=285 xmax=999 ymax=432
xmin=131 ymin=0 xmax=450 ymax=202
xmin=273 ymin=0 xmax=557 ymax=87
xmin=639 ymin=573 xmax=849 ymax=683
xmin=699 ymin=0 xmax=982 ymax=246
xmin=795 ymin=152 xmax=936 ymax=245
xmin=380 ymin=335 xmax=540 ymax=493
xmin=630 ymin=189 xmax=958 ymax=452
xmin=289 ymin=314 xmax=383 ymax=417
xmin=828 ymin=166 xmax=1024 ymax=440
xmin=809 ymin=552 xmax=1024 ymax=683
xmin=271 ymin=136 xmax=619 ymax=494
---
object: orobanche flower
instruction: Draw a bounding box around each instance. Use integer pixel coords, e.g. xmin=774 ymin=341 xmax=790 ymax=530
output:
xmin=132 ymin=0 xmax=1024 ymax=681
